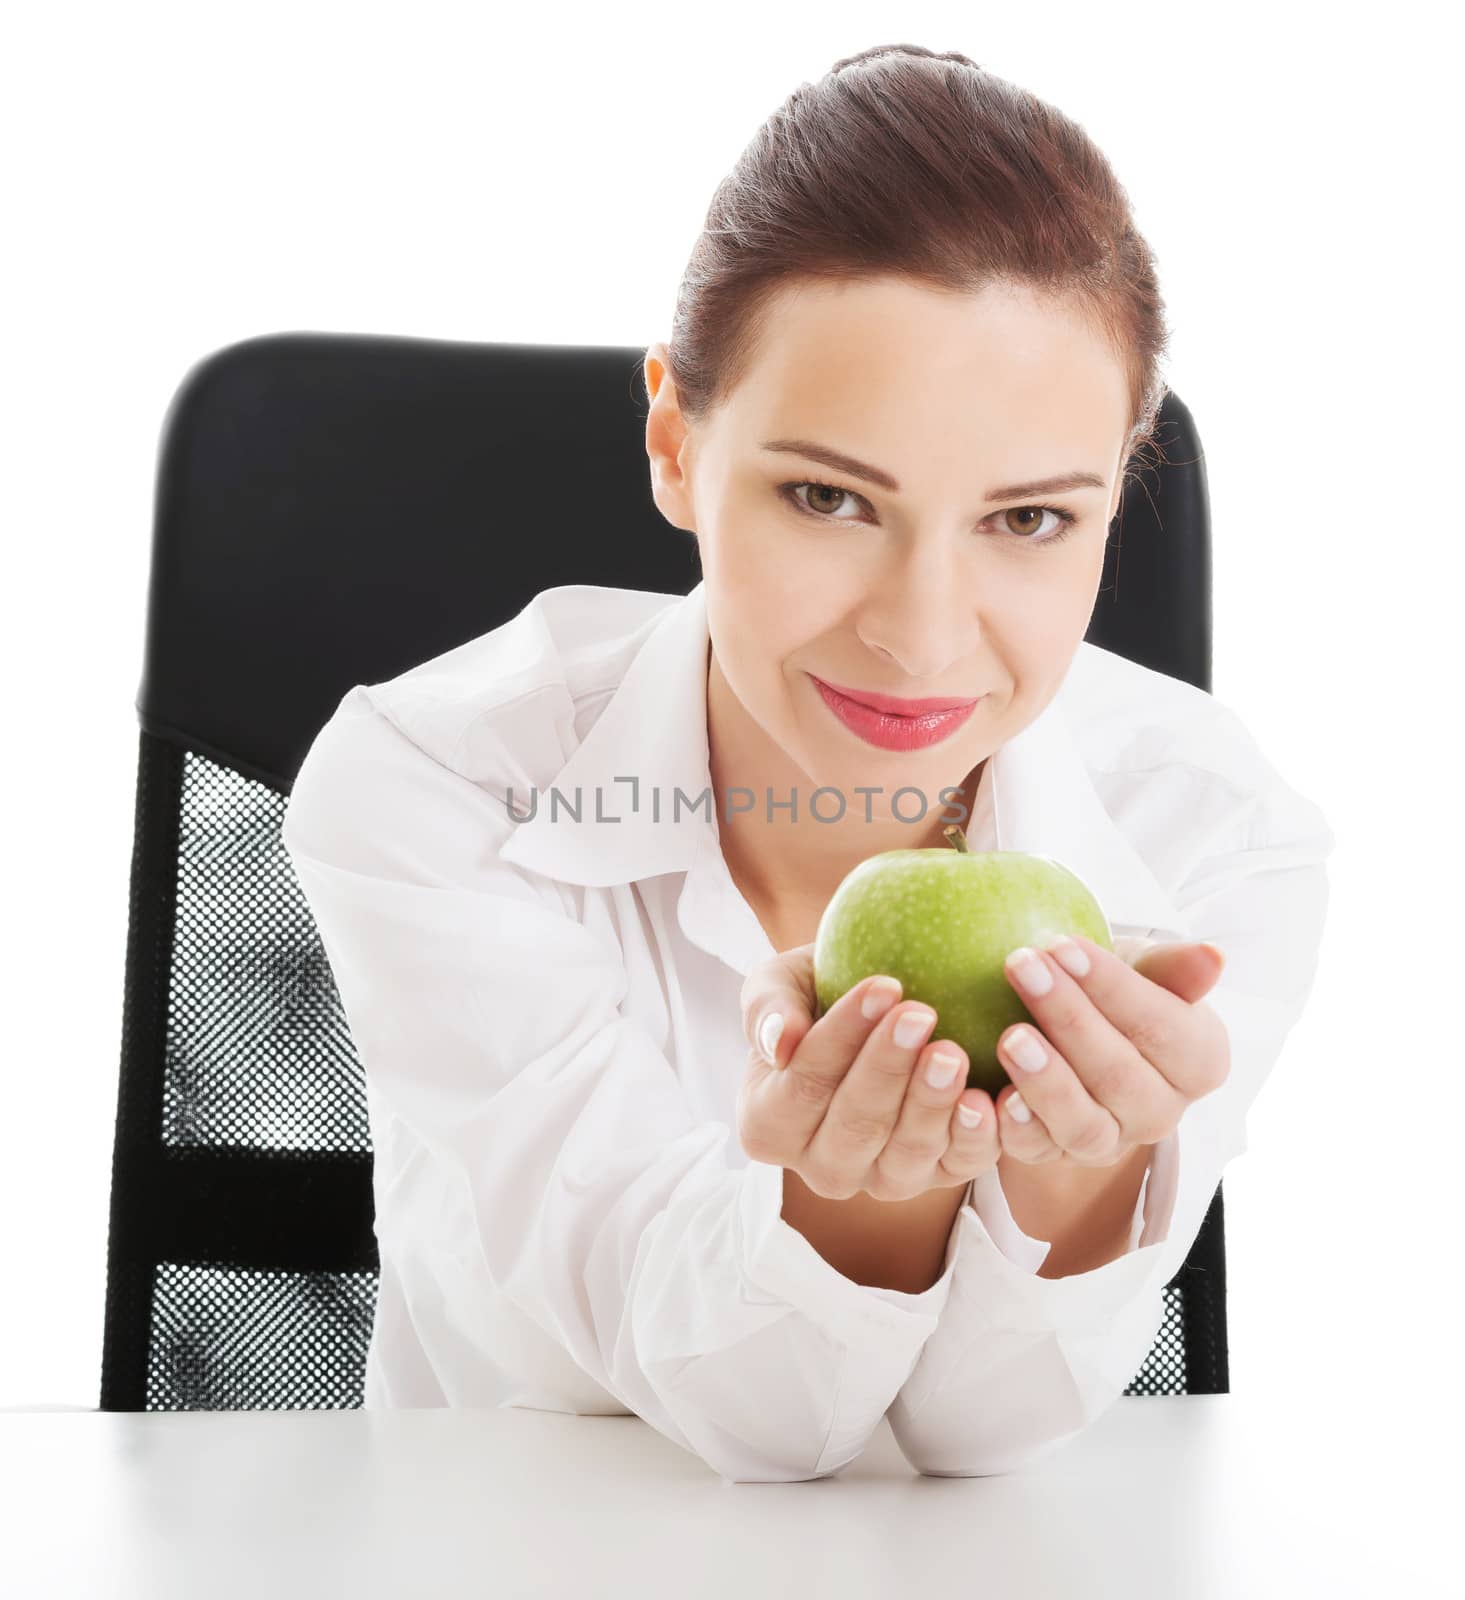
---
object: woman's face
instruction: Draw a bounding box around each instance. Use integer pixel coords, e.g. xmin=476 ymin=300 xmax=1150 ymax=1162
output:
xmin=644 ymin=274 xmax=1133 ymax=830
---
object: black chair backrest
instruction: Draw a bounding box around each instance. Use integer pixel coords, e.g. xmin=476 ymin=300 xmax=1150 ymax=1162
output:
xmin=100 ymin=331 xmax=1221 ymax=1412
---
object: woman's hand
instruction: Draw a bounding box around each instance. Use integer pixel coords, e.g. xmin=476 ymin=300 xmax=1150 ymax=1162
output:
xmin=736 ymin=942 xmax=1002 ymax=1202
xmin=992 ymin=934 xmax=1230 ymax=1168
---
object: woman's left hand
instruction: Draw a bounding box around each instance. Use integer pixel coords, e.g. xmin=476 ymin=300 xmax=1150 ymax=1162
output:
xmin=995 ymin=935 xmax=1230 ymax=1167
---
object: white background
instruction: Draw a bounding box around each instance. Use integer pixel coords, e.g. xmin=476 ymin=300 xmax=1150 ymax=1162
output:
xmin=3 ymin=0 xmax=1457 ymax=1577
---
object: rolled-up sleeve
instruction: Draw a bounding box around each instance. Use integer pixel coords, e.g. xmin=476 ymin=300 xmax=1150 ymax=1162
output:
xmin=886 ymin=782 xmax=1336 ymax=1477
xmin=281 ymin=688 xmax=959 ymax=1484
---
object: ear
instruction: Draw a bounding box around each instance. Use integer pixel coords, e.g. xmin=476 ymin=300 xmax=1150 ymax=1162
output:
xmin=643 ymin=345 xmax=697 ymax=534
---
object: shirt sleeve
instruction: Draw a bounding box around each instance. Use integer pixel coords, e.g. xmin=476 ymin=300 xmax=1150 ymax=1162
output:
xmin=280 ymin=687 xmax=960 ymax=1484
xmin=885 ymin=780 xmax=1336 ymax=1477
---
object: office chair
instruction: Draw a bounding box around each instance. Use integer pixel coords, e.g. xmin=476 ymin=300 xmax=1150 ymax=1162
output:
xmin=99 ymin=331 xmax=1219 ymax=1411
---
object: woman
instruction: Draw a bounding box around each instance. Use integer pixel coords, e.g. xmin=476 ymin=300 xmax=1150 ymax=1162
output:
xmin=282 ymin=44 xmax=1334 ymax=1483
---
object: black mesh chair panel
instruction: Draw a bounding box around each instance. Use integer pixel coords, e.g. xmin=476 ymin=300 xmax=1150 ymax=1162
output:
xmin=100 ymin=332 xmax=1221 ymax=1411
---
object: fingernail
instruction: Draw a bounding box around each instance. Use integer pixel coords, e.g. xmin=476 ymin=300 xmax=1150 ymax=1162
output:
xmin=893 ymin=1008 xmax=937 ymax=1049
xmin=1006 ymin=1026 xmax=1048 ymax=1073
xmin=1047 ymin=935 xmax=1090 ymax=978
xmin=1007 ymin=1093 xmax=1033 ymax=1124
xmin=956 ymin=1103 xmax=984 ymax=1129
xmin=924 ymin=1050 xmax=961 ymax=1088
xmin=861 ymin=977 xmax=902 ymax=1021
xmin=1007 ymin=947 xmax=1053 ymax=997
xmin=757 ymin=1011 xmax=784 ymax=1064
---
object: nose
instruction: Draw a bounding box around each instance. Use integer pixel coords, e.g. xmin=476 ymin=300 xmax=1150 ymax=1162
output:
xmin=853 ymin=546 xmax=980 ymax=683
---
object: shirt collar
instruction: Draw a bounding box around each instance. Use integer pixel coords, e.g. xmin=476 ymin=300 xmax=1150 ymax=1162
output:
xmin=498 ymin=581 xmax=1191 ymax=952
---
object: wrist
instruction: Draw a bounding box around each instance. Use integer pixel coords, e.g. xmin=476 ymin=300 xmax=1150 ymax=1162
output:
xmin=996 ymin=1143 xmax=1153 ymax=1279
xmin=781 ymin=1168 xmax=970 ymax=1294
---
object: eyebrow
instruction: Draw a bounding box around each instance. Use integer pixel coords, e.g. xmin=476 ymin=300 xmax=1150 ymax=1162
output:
xmin=759 ymin=437 xmax=1108 ymax=502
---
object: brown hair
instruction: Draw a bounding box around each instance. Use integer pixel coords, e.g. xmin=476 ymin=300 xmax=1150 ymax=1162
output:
xmin=661 ymin=42 xmax=1172 ymax=486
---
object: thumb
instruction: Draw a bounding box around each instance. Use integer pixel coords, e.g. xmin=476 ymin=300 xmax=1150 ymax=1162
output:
xmin=1131 ymin=939 xmax=1225 ymax=1005
xmin=740 ymin=942 xmax=818 ymax=1070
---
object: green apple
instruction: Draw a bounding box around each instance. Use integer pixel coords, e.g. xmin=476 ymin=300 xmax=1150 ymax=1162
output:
xmin=812 ymin=824 xmax=1114 ymax=1096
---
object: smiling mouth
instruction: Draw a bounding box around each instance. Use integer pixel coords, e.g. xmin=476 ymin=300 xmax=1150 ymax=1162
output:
xmin=809 ymin=675 xmax=981 ymax=717
xmin=810 ymin=674 xmax=984 ymax=753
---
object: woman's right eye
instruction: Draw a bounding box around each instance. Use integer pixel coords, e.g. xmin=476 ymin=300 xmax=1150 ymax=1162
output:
xmin=780 ymin=480 xmax=869 ymax=521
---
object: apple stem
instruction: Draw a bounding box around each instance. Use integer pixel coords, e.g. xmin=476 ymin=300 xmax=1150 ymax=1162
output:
xmin=942 ymin=824 xmax=970 ymax=854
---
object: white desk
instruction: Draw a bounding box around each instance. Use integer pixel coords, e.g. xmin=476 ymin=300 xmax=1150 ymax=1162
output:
xmin=0 ymin=1395 xmax=1453 ymax=1598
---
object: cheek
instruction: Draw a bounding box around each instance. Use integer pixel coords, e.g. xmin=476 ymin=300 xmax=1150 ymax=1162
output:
xmin=995 ymin=551 xmax=1100 ymax=631
xmin=706 ymin=586 xmax=839 ymax=733
xmin=703 ymin=517 xmax=854 ymax=632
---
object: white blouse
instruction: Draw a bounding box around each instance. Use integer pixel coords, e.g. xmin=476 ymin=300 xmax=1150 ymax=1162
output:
xmin=280 ymin=579 xmax=1334 ymax=1483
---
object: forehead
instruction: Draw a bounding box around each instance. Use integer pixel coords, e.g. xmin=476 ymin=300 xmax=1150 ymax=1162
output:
xmin=726 ymin=276 xmax=1130 ymax=458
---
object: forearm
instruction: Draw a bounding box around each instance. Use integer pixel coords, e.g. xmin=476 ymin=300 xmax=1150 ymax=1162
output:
xmin=781 ymin=1169 xmax=969 ymax=1294
xmin=996 ymin=1143 xmax=1153 ymax=1279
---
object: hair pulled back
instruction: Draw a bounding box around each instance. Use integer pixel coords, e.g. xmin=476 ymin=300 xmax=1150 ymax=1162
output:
xmin=661 ymin=42 xmax=1172 ymax=479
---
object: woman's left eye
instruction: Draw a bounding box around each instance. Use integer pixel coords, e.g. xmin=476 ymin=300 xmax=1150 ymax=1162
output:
xmin=778 ymin=480 xmax=1080 ymax=544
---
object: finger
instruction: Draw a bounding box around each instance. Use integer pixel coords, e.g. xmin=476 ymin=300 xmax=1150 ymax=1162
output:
xmin=1112 ymin=933 xmax=1161 ymax=966
xmin=936 ymin=1088 xmax=1002 ymax=1187
xmin=768 ymin=971 xmax=908 ymax=1151
xmin=873 ymin=1038 xmax=972 ymax=1195
xmin=995 ymin=1083 xmax=1064 ymax=1163
xmin=1130 ymin=948 xmax=1225 ymax=1014
xmin=802 ymin=999 xmax=937 ymax=1195
xmin=1043 ymin=935 xmax=1224 ymax=1096
xmin=740 ymin=942 xmax=819 ymax=1069
xmin=996 ymin=1025 xmax=1127 ymax=1164
xmin=1114 ymin=932 xmax=1223 ymax=989
xmin=1004 ymin=942 xmax=1190 ymax=1139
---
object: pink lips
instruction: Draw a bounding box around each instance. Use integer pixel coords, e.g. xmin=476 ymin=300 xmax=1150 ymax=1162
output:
xmin=813 ymin=677 xmax=980 ymax=717
xmin=810 ymin=674 xmax=983 ymax=752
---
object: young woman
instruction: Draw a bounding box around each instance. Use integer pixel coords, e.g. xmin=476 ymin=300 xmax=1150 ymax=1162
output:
xmin=282 ymin=44 xmax=1334 ymax=1484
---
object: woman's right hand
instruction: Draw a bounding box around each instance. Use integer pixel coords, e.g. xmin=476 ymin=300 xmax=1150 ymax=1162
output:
xmin=736 ymin=942 xmax=1002 ymax=1202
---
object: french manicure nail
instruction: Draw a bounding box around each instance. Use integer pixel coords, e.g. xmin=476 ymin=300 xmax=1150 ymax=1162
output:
xmin=1047 ymin=935 xmax=1090 ymax=978
xmin=1007 ymin=947 xmax=1053 ymax=997
xmin=924 ymin=1050 xmax=961 ymax=1089
xmin=893 ymin=1008 xmax=937 ymax=1049
xmin=1006 ymin=1026 xmax=1048 ymax=1073
xmin=861 ymin=978 xmax=902 ymax=1020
